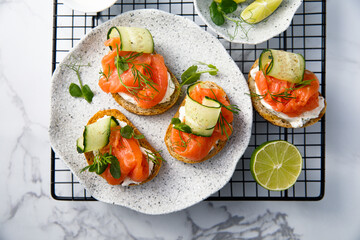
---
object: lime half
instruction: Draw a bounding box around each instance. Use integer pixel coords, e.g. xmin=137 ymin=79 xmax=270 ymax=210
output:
xmin=250 ymin=140 xmax=302 ymax=191
xmin=240 ymin=0 xmax=283 ymax=24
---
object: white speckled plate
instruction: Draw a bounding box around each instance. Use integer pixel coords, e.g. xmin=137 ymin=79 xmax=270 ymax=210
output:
xmin=194 ymin=0 xmax=302 ymax=44
xmin=50 ymin=9 xmax=252 ymax=215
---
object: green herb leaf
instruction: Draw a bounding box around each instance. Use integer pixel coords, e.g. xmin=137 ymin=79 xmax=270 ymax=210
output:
xmin=133 ymin=134 xmax=145 ymax=139
xmin=219 ymin=0 xmax=237 ymax=14
xmin=174 ymin=123 xmax=192 ymax=133
xmin=82 ymin=84 xmax=94 ymax=103
xmin=115 ymin=56 xmax=130 ymax=75
xmin=171 ymin=118 xmax=192 ymax=133
xmin=96 ymin=162 xmax=108 ymax=175
xmin=80 ymin=151 xmax=121 ymax=178
xmin=69 ymin=83 xmax=83 ymax=97
xmin=65 ymin=61 xmax=94 ymax=103
xmin=89 ymin=164 xmax=97 ymax=172
xmin=210 ymin=1 xmax=225 ymax=26
xmin=171 ymin=118 xmax=181 ymax=125
xmin=80 ymin=165 xmax=91 ymax=173
xmin=181 ymin=65 xmax=197 ymax=82
xmin=181 ymin=65 xmax=201 ymax=86
xmin=180 ymin=62 xmax=219 ymax=87
xmin=208 ymin=64 xmax=217 ymax=69
xmin=120 ymin=125 xmax=134 ymax=139
xmin=183 ymin=73 xmax=201 ymax=87
xmin=109 ymin=157 xmax=121 ymax=179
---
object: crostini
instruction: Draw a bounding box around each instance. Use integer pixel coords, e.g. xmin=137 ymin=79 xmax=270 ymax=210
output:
xmin=76 ymin=109 xmax=162 ymax=186
xmin=98 ymin=26 xmax=181 ymax=115
xmin=248 ymin=49 xmax=326 ymax=128
xmin=164 ymin=81 xmax=238 ymax=163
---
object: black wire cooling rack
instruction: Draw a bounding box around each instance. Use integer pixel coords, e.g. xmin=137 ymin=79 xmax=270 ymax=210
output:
xmin=51 ymin=0 xmax=326 ymax=201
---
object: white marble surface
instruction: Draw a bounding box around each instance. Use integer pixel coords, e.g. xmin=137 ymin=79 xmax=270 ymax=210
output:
xmin=1 ymin=0 xmax=360 ymax=239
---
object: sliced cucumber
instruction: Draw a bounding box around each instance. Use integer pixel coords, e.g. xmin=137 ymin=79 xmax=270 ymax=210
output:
xmin=259 ymin=49 xmax=305 ymax=83
xmin=110 ymin=116 xmax=119 ymax=128
xmin=77 ymin=116 xmax=119 ymax=153
xmin=76 ymin=136 xmax=84 ymax=153
xmin=184 ymin=83 xmax=221 ymax=137
xmin=107 ymin=26 xmax=154 ymax=53
xmin=76 ymin=117 xmax=112 ymax=153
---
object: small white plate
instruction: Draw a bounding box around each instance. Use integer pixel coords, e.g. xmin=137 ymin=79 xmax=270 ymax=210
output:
xmin=50 ymin=9 xmax=252 ymax=215
xmin=63 ymin=0 xmax=117 ymax=13
xmin=194 ymin=0 xmax=302 ymax=44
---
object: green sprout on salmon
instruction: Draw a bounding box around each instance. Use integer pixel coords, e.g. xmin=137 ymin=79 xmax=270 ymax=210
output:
xmin=248 ymin=75 xmax=316 ymax=103
xmin=112 ymin=45 xmax=158 ymax=101
xmin=208 ymin=89 xmax=240 ymax=140
xmin=80 ymin=146 xmax=121 ymax=179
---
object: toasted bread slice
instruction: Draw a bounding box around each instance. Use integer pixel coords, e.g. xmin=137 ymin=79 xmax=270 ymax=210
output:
xmin=164 ymin=81 xmax=231 ymax=164
xmin=84 ymin=109 xmax=162 ymax=185
xmin=112 ymin=69 xmax=181 ymax=115
xmin=248 ymin=60 xmax=327 ymax=128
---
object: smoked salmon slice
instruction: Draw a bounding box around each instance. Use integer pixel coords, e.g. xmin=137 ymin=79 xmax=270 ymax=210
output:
xmin=255 ymin=70 xmax=320 ymax=118
xmin=100 ymin=126 xmax=149 ymax=185
xmin=98 ymin=37 xmax=168 ymax=109
xmin=170 ymin=84 xmax=234 ymax=161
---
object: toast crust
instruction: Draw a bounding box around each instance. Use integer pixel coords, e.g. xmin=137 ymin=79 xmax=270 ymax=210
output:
xmin=112 ymin=69 xmax=181 ymax=115
xmin=84 ymin=109 xmax=162 ymax=186
xmin=248 ymin=60 xmax=327 ymax=128
xmin=164 ymin=81 xmax=231 ymax=164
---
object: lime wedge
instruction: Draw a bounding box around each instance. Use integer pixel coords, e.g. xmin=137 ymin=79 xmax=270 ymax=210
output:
xmin=250 ymin=140 xmax=302 ymax=191
xmin=240 ymin=0 xmax=283 ymax=24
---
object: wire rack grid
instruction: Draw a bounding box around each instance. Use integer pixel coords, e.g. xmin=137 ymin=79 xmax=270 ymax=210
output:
xmin=51 ymin=0 xmax=326 ymax=201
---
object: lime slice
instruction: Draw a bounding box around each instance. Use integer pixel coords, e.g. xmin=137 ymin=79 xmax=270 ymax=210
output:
xmin=250 ymin=140 xmax=302 ymax=191
xmin=240 ymin=0 xmax=283 ymax=24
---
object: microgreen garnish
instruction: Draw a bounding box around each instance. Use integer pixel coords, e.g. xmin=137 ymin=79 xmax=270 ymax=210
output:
xmin=80 ymin=147 xmax=121 ymax=179
xmin=180 ymin=62 xmax=219 ymax=87
xmin=209 ymin=0 xmax=253 ymax=41
xmin=118 ymin=125 xmax=144 ymax=139
xmin=248 ymin=77 xmax=316 ymax=103
xmin=223 ymin=14 xmax=253 ymax=41
xmin=171 ymin=118 xmax=192 ymax=133
xmin=99 ymin=65 xmax=112 ymax=81
xmin=65 ymin=61 xmax=94 ymax=103
xmin=111 ymin=45 xmax=157 ymax=100
xmin=145 ymin=150 xmax=165 ymax=165
xmin=207 ymin=90 xmax=240 ymax=140
xmin=173 ymin=129 xmax=193 ymax=150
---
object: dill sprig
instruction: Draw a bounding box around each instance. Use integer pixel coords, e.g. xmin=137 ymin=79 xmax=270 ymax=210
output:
xmin=112 ymin=45 xmax=158 ymax=100
xmin=223 ymin=13 xmax=253 ymax=41
xmin=207 ymin=89 xmax=240 ymax=139
xmin=145 ymin=150 xmax=165 ymax=165
xmin=248 ymin=78 xmax=316 ymax=103
xmin=99 ymin=64 xmax=112 ymax=81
